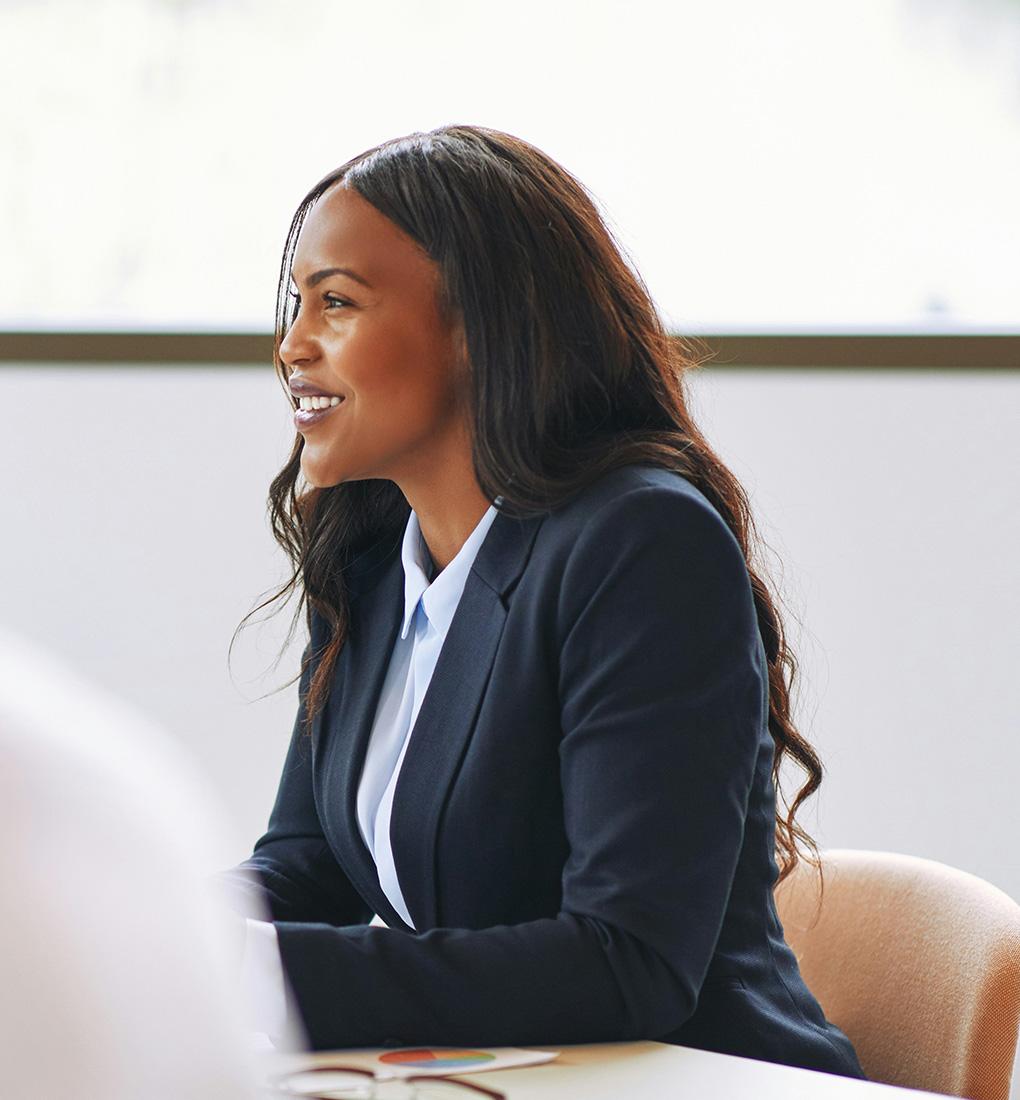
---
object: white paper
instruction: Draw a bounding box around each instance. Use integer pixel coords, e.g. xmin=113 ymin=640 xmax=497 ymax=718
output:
xmin=371 ymin=1047 xmax=559 ymax=1077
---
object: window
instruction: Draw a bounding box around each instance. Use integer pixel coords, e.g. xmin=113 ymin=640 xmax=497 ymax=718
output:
xmin=4 ymin=0 xmax=1018 ymax=333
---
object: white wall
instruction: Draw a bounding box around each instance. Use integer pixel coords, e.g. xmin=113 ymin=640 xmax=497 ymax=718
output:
xmin=1 ymin=364 xmax=1016 ymax=909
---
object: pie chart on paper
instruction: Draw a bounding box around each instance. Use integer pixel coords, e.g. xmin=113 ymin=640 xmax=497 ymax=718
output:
xmin=379 ymin=1049 xmax=498 ymax=1070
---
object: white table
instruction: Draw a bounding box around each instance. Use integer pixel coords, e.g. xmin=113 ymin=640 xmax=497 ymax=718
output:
xmin=265 ymin=1041 xmax=948 ymax=1099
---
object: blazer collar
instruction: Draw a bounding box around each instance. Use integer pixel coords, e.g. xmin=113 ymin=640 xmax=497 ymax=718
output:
xmin=398 ymin=502 xmax=501 ymax=641
xmin=312 ymin=504 xmax=548 ymax=932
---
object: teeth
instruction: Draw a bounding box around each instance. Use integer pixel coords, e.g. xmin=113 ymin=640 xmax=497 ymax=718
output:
xmin=298 ymin=395 xmax=343 ymax=410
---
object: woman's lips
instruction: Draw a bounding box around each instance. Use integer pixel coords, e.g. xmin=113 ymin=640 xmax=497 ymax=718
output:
xmin=294 ymin=397 xmax=345 ymax=431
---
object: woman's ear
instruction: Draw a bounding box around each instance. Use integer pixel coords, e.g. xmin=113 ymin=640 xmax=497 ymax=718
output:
xmin=452 ymin=319 xmax=469 ymax=368
xmin=449 ymin=318 xmax=471 ymax=383
xmin=450 ymin=321 xmax=475 ymax=416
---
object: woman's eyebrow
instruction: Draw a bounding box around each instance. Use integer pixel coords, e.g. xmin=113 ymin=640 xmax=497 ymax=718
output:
xmin=291 ymin=266 xmax=374 ymax=290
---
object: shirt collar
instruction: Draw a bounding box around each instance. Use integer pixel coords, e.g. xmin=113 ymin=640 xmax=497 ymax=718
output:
xmin=399 ymin=500 xmax=502 ymax=640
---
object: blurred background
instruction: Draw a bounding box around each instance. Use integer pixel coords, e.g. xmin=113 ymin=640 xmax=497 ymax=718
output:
xmin=1 ymin=0 xmax=1017 ymax=918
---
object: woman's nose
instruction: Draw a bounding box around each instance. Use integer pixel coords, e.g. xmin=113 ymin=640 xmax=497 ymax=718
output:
xmin=279 ymin=319 xmax=313 ymax=367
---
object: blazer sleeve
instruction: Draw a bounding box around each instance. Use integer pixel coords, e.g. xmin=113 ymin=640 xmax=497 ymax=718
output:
xmin=213 ymin=639 xmax=374 ymax=928
xmin=271 ymin=484 xmax=770 ymax=1049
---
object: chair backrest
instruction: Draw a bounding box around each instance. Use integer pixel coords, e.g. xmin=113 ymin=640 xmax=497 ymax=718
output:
xmin=774 ymin=848 xmax=1020 ymax=1100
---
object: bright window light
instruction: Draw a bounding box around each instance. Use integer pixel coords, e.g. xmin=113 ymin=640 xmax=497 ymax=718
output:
xmin=2 ymin=0 xmax=1018 ymax=333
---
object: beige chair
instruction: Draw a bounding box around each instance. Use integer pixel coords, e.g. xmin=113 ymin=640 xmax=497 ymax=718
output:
xmin=774 ymin=848 xmax=1020 ymax=1100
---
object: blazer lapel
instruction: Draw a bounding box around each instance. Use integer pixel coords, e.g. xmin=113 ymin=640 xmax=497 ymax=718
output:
xmin=314 ymin=549 xmax=412 ymax=930
xmin=389 ymin=507 xmax=547 ymax=930
xmin=314 ymin=506 xmax=547 ymax=933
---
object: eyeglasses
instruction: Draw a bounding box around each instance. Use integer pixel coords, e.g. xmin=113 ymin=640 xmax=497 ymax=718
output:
xmin=265 ymin=1063 xmax=507 ymax=1100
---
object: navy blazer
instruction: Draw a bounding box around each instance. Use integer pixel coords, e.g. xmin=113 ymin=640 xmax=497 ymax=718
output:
xmin=220 ymin=463 xmax=865 ymax=1078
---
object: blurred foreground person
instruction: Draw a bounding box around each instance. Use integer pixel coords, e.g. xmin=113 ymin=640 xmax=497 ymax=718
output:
xmin=0 ymin=624 xmax=294 ymax=1099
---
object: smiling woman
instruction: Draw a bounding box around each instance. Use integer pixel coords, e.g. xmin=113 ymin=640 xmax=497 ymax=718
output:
xmin=216 ymin=124 xmax=867 ymax=1079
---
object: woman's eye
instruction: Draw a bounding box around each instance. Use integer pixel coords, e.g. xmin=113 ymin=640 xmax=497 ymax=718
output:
xmin=286 ymin=291 xmax=350 ymax=311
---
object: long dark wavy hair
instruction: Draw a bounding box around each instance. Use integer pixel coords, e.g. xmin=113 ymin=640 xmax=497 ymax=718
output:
xmin=234 ymin=123 xmax=824 ymax=887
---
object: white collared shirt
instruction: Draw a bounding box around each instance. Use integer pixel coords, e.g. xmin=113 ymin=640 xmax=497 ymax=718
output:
xmin=242 ymin=499 xmax=501 ymax=1039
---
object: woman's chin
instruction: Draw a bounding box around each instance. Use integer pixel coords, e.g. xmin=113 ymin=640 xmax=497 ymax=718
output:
xmin=300 ymin=456 xmax=342 ymax=490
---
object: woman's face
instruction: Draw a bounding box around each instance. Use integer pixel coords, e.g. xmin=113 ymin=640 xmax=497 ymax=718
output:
xmin=278 ymin=182 xmax=467 ymax=490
